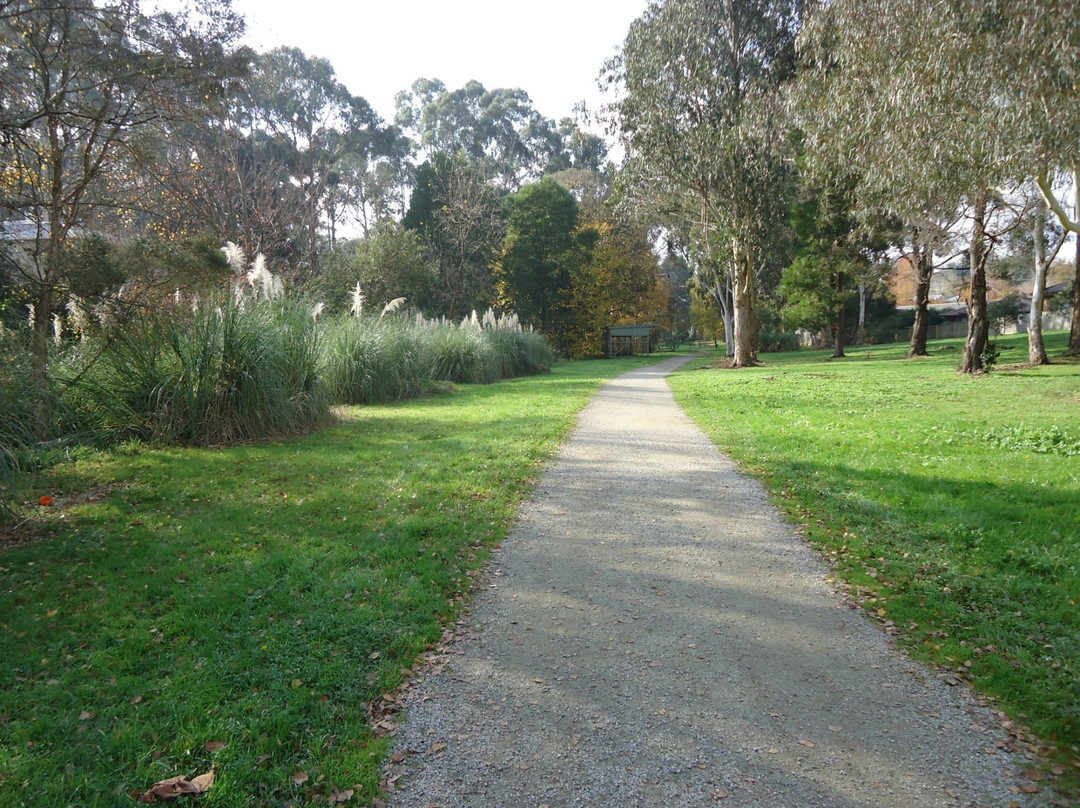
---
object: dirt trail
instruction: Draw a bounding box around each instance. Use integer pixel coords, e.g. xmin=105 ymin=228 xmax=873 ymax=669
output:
xmin=384 ymin=355 xmax=1045 ymax=807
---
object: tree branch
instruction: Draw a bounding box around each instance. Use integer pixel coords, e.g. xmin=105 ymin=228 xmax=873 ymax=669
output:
xmin=1037 ymin=172 xmax=1080 ymax=235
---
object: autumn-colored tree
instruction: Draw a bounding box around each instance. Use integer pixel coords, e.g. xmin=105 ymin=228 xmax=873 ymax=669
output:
xmin=563 ymin=219 xmax=668 ymax=358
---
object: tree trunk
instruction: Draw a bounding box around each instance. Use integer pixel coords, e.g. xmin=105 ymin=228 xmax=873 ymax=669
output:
xmin=1028 ymin=196 xmax=1050 ymax=365
xmin=721 ymin=311 xmax=734 ymax=357
xmin=908 ymin=232 xmax=932 ymax=357
xmin=960 ymin=191 xmax=990 ymax=374
xmin=1067 ymin=168 xmax=1080 ymax=356
xmin=832 ymin=270 xmax=846 ymax=358
xmin=731 ymin=248 xmax=756 ymax=367
xmin=856 ymin=283 xmax=867 ymax=345
xmin=706 ymin=275 xmax=735 ymax=358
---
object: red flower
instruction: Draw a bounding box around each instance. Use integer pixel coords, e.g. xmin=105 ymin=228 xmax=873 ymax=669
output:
xmin=40 ymin=495 xmax=54 ymax=507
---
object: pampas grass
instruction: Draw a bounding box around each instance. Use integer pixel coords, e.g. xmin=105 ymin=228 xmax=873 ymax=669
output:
xmin=321 ymin=316 xmax=423 ymax=404
xmin=320 ymin=307 xmax=552 ymax=404
xmin=62 ymin=295 xmax=331 ymax=445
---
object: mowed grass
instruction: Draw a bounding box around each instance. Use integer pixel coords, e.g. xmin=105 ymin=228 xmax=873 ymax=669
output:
xmin=669 ymin=332 xmax=1080 ymax=780
xmin=0 ymin=354 xmax=666 ymax=807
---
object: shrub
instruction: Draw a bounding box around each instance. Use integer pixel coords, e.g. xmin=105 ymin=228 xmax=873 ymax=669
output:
xmin=759 ymin=329 xmax=800 ymax=353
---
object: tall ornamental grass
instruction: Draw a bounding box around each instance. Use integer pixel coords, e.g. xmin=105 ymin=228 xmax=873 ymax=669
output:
xmin=0 ymin=329 xmax=43 ymax=521
xmin=320 ymin=316 xmax=424 ymax=404
xmin=61 ymin=296 xmax=331 ymax=445
xmin=320 ymin=309 xmax=553 ymax=403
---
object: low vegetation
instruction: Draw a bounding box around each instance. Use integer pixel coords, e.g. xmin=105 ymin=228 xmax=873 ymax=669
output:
xmin=4 ymin=328 xmax=1078 ymax=803
xmin=0 ymin=354 xmax=665 ymax=806
xmin=0 ymin=292 xmax=552 ymax=524
xmin=669 ymin=332 xmax=1080 ymax=787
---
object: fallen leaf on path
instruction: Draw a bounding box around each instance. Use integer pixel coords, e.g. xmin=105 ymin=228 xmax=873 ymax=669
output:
xmin=798 ymin=739 xmax=815 ymax=748
xmin=828 ymin=725 xmax=843 ymax=732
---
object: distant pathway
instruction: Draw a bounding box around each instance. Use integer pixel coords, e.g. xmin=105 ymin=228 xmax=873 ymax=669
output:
xmin=384 ymin=355 xmax=1043 ymax=808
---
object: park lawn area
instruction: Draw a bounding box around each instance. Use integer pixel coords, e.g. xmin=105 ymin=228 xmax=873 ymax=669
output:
xmin=0 ymin=354 xmax=668 ymax=807
xmin=669 ymin=331 xmax=1080 ymax=787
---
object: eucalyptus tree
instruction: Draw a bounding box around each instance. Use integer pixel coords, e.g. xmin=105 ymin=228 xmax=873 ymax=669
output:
xmin=243 ymin=47 xmax=384 ymax=278
xmin=798 ymin=0 xmax=1080 ymax=368
xmin=607 ymin=0 xmax=803 ymax=367
xmin=985 ymin=1 xmax=1080 ymax=354
xmin=941 ymin=3 xmax=1080 ymax=356
xmin=394 ymin=78 xmax=558 ymax=188
xmin=1015 ymin=189 xmax=1068 ymax=365
xmin=797 ymin=0 xmax=1023 ymax=371
xmin=0 ymin=0 xmax=245 ymax=433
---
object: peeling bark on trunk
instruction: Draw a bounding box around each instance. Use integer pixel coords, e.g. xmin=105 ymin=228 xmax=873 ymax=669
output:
xmin=731 ymin=246 xmax=757 ymax=367
xmin=960 ymin=191 xmax=990 ymax=374
xmin=856 ymin=283 xmax=867 ymax=346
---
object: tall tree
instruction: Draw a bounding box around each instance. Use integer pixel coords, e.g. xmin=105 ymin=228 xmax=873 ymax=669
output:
xmin=0 ymin=0 xmax=245 ymax=433
xmin=798 ymin=0 xmax=1080 ymax=369
xmin=243 ymin=47 xmax=383 ymax=278
xmin=607 ymin=0 xmax=802 ymax=367
xmin=553 ymin=170 xmax=670 ymax=356
xmin=395 ymin=78 xmax=558 ymax=188
xmin=402 ymin=152 xmax=504 ymax=317
xmin=495 ymin=177 xmax=579 ymax=338
xmin=1016 ymin=188 xmax=1067 ymax=365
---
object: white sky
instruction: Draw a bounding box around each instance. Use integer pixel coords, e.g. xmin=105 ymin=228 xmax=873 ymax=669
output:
xmin=225 ymin=0 xmax=649 ymax=127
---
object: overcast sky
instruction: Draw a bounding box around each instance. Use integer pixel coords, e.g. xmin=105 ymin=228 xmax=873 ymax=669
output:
xmin=224 ymin=0 xmax=649 ymax=127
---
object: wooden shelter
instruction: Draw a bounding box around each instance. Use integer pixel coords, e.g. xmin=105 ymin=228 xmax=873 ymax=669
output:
xmin=606 ymin=324 xmax=659 ymax=357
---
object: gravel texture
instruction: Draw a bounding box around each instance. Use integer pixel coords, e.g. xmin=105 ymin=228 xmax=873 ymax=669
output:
xmin=384 ymin=355 xmax=1048 ymax=807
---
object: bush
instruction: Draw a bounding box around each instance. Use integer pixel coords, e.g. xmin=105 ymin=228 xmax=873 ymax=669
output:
xmin=759 ymin=329 xmax=800 ymax=353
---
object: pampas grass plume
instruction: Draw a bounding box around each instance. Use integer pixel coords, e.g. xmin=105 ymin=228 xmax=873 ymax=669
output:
xmin=380 ymin=297 xmax=406 ymax=319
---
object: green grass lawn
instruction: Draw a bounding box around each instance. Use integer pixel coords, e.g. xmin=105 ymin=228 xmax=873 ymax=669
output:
xmin=669 ymin=332 xmax=1080 ymax=789
xmin=0 ymin=354 xmax=666 ymax=807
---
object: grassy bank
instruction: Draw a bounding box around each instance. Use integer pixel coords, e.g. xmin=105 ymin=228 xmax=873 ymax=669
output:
xmin=669 ymin=332 xmax=1079 ymax=788
xmin=0 ymin=354 xmax=664 ymax=807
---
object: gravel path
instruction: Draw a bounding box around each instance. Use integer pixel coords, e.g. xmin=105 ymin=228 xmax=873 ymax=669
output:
xmin=384 ymin=355 xmax=1046 ymax=808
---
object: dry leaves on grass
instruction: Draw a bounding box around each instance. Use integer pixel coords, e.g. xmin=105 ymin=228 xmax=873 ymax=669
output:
xmin=138 ymin=770 xmax=214 ymax=802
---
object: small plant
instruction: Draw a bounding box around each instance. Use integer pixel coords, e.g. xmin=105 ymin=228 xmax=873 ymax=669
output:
xmin=979 ymin=340 xmax=1000 ymax=371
